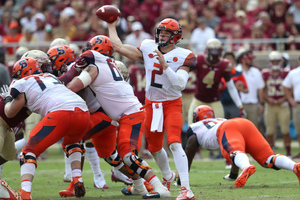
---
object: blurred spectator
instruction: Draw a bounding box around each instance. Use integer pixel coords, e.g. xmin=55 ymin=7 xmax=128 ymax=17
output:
xmin=15 ymin=46 xmax=29 ymax=61
xmin=47 ymin=0 xmax=66 ymax=28
xmin=235 ymin=48 xmax=265 ymax=129
xmin=181 ymin=7 xmax=198 ymax=34
xmin=202 ymin=6 xmax=220 ymax=30
xmin=20 ymin=6 xmax=36 ymax=31
xmin=139 ymin=0 xmax=162 ymax=24
xmin=288 ymin=23 xmax=300 ymax=50
xmin=284 ymin=12 xmax=295 ymax=34
xmin=125 ymin=15 xmax=136 ymax=34
xmin=71 ymin=0 xmax=88 ymax=26
xmin=288 ymin=0 xmax=300 ymax=25
xmin=52 ymin=8 xmax=76 ymax=42
xmin=90 ymin=21 xmax=107 ymax=38
xmin=70 ymin=22 xmax=91 ymax=45
xmin=124 ymin=21 xmax=152 ymax=47
xmin=269 ymin=0 xmax=288 ymax=24
xmin=121 ymin=0 xmax=139 ymax=19
xmin=215 ymin=3 xmax=237 ymax=39
xmin=189 ymin=17 xmax=215 ymax=54
xmin=135 ymin=6 xmax=155 ymax=34
xmin=2 ymin=21 xmax=23 ymax=55
xmin=0 ymin=51 xmax=11 ymax=87
xmin=256 ymin=11 xmax=275 ymax=38
xmin=33 ymin=13 xmax=46 ymax=42
xmin=19 ymin=26 xmax=39 ymax=50
xmin=43 ymin=24 xmax=55 ymax=48
xmin=272 ymin=22 xmax=291 ymax=51
xmin=249 ymin=24 xmax=270 ymax=51
xmin=235 ymin=10 xmax=252 ymax=38
xmin=180 ymin=19 xmax=192 ymax=45
xmin=208 ymin=0 xmax=235 ymax=17
xmin=227 ymin=24 xmax=246 ymax=52
xmin=1 ymin=11 xmax=11 ymax=36
xmin=69 ymin=43 xmax=80 ymax=57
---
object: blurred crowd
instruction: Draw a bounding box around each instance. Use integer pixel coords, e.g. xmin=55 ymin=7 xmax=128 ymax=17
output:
xmin=1 ymin=0 xmax=300 ymax=56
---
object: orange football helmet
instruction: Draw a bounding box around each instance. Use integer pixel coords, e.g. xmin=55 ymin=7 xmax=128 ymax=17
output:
xmin=85 ymin=35 xmax=114 ymax=56
xmin=193 ymin=105 xmax=215 ymax=123
xmin=12 ymin=57 xmax=42 ymax=79
xmin=155 ymin=18 xmax=182 ymax=47
xmin=47 ymin=45 xmax=75 ymax=75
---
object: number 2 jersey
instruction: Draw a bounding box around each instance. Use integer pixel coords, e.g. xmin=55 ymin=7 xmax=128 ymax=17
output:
xmin=11 ymin=73 xmax=88 ymax=117
xmin=77 ymin=50 xmax=142 ymax=121
xmin=138 ymin=39 xmax=196 ymax=102
xmin=187 ymin=118 xmax=227 ymax=150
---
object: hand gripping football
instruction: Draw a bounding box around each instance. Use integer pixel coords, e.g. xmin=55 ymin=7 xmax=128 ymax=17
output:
xmin=96 ymin=5 xmax=122 ymax=23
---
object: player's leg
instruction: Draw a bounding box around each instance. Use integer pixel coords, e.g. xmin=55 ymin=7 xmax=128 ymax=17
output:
xmin=279 ymin=105 xmax=291 ymax=157
xmin=118 ymin=111 xmax=170 ymax=198
xmin=264 ymin=104 xmax=277 ymax=149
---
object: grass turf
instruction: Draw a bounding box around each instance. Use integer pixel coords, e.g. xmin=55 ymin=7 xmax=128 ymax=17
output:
xmin=2 ymin=141 xmax=300 ymax=200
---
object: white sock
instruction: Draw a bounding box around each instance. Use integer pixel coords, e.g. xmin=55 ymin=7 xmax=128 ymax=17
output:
xmin=272 ymin=155 xmax=295 ymax=171
xmin=132 ymin=177 xmax=146 ymax=190
xmin=72 ymin=168 xmax=82 ymax=177
xmin=86 ymin=147 xmax=101 ymax=175
xmin=15 ymin=138 xmax=26 ymax=152
xmin=234 ymin=152 xmax=251 ymax=169
xmin=64 ymin=153 xmax=72 ymax=175
xmin=21 ymin=180 xmax=32 ymax=192
xmin=152 ymin=148 xmax=172 ymax=180
xmin=169 ymin=143 xmax=190 ymax=190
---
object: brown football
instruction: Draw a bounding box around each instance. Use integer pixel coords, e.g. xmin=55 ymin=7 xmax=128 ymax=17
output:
xmin=96 ymin=5 xmax=122 ymax=23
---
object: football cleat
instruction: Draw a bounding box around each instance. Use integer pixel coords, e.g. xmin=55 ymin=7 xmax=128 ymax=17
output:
xmin=63 ymin=172 xmax=72 ymax=182
xmin=142 ymin=186 xmax=171 ymax=199
xmin=293 ymin=162 xmax=300 ymax=185
xmin=73 ymin=176 xmax=86 ymax=197
xmin=94 ymin=172 xmax=108 ymax=189
xmin=19 ymin=188 xmax=32 ymax=200
xmin=234 ymin=164 xmax=256 ymax=188
xmin=111 ymin=168 xmax=133 ymax=185
xmin=175 ymin=186 xmax=195 ymax=200
xmin=162 ymin=171 xmax=177 ymax=191
xmin=121 ymin=185 xmax=148 ymax=196
xmin=59 ymin=181 xmax=75 ymax=197
xmin=0 ymin=180 xmax=21 ymax=200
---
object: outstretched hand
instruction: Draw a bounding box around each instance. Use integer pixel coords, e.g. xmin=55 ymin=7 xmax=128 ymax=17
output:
xmin=0 ymin=85 xmax=11 ymax=99
xmin=153 ymin=50 xmax=168 ymax=69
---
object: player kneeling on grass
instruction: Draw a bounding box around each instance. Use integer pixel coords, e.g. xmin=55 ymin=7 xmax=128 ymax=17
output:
xmin=184 ymin=105 xmax=300 ymax=188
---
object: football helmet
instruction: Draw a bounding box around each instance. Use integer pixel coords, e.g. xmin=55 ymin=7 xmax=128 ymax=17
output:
xmin=205 ymin=38 xmax=223 ymax=64
xmin=193 ymin=105 xmax=215 ymax=123
xmin=12 ymin=57 xmax=42 ymax=79
xmin=155 ymin=18 xmax=182 ymax=47
xmin=269 ymin=51 xmax=282 ymax=70
xmin=21 ymin=50 xmax=52 ymax=73
xmin=15 ymin=46 xmax=29 ymax=60
xmin=115 ymin=61 xmax=128 ymax=81
xmin=85 ymin=35 xmax=114 ymax=56
xmin=47 ymin=45 xmax=75 ymax=76
xmin=50 ymin=38 xmax=69 ymax=48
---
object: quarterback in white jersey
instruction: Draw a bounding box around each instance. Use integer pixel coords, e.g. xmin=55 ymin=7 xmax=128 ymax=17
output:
xmin=108 ymin=17 xmax=196 ymax=200
xmin=184 ymin=105 xmax=300 ymax=189
xmin=1 ymin=57 xmax=90 ymax=199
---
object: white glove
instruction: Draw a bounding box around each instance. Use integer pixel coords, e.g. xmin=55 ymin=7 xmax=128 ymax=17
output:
xmin=223 ymin=174 xmax=236 ymax=181
xmin=0 ymin=85 xmax=12 ymax=102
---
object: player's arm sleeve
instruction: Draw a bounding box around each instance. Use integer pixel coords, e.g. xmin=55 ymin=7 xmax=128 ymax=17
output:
xmin=186 ymin=126 xmax=196 ymax=139
xmin=226 ymin=79 xmax=243 ymax=108
xmin=58 ymin=67 xmax=79 ymax=85
xmin=164 ymin=67 xmax=189 ymax=91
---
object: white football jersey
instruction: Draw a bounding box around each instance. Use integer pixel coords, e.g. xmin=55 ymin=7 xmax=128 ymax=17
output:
xmin=11 ymin=73 xmax=88 ymax=117
xmin=79 ymin=50 xmax=142 ymax=121
xmin=138 ymin=39 xmax=196 ymax=101
xmin=67 ymin=62 xmax=100 ymax=114
xmin=188 ymin=118 xmax=227 ymax=150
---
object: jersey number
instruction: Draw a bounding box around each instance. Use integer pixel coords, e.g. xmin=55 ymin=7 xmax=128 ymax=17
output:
xmin=151 ymin=63 xmax=163 ymax=88
xmin=25 ymin=74 xmax=62 ymax=91
xmin=202 ymin=71 xmax=215 ymax=88
xmin=107 ymin=59 xmax=123 ymax=81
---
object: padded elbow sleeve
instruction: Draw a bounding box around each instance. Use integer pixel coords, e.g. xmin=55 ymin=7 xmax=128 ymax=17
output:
xmin=164 ymin=67 xmax=188 ymax=91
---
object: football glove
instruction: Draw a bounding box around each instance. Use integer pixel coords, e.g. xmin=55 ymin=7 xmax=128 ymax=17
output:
xmin=0 ymin=85 xmax=13 ymax=104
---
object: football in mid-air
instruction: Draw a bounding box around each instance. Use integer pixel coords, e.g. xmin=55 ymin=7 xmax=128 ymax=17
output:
xmin=96 ymin=5 xmax=121 ymax=23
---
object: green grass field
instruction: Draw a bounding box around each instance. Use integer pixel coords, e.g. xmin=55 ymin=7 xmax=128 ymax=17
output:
xmin=2 ymin=141 xmax=300 ymax=200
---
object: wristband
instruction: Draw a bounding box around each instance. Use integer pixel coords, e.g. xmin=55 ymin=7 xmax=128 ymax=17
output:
xmin=4 ymin=96 xmax=13 ymax=104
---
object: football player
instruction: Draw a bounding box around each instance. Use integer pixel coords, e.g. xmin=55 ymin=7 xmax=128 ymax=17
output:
xmin=185 ymin=105 xmax=300 ymax=188
xmin=47 ymin=45 xmax=135 ymax=196
xmin=261 ymin=51 xmax=291 ymax=156
xmin=108 ymin=17 xmax=196 ymax=200
xmin=187 ymin=38 xmax=245 ymax=125
xmin=67 ymin=35 xmax=171 ymax=198
xmin=1 ymin=57 xmax=90 ymax=199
